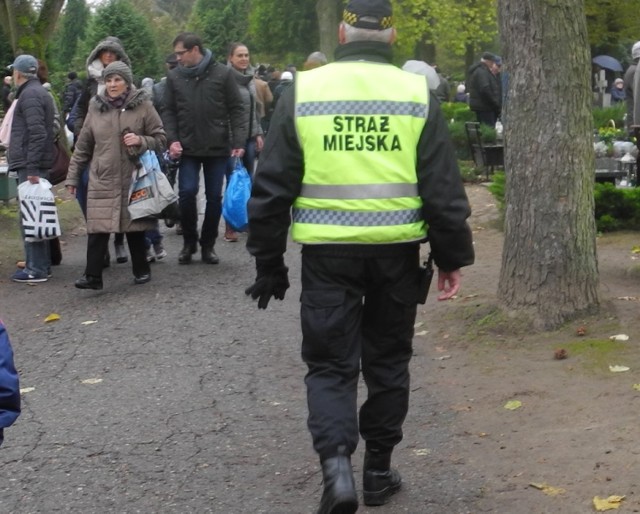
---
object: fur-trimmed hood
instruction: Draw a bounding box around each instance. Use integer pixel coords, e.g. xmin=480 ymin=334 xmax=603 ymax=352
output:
xmin=86 ymin=37 xmax=131 ymax=70
xmin=91 ymin=87 xmax=149 ymax=113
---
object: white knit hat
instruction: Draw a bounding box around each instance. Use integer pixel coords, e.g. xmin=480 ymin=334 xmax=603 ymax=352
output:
xmin=632 ymin=41 xmax=640 ymax=60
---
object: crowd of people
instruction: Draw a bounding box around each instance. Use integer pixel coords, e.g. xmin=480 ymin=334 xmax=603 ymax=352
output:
xmin=1 ymin=33 xmax=305 ymax=287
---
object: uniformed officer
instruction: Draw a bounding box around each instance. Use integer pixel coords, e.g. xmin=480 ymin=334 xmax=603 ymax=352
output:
xmin=245 ymin=0 xmax=474 ymax=512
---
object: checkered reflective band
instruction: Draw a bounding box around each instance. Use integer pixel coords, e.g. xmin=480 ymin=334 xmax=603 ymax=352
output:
xmin=21 ymin=199 xmax=61 ymax=240
xmin=292 ymin=208 xmax=422 ymax=226
xmin=300 ymin=183 xmax=418 ymax=199
xmin=296 ymin=100 xmax=428 ymax=118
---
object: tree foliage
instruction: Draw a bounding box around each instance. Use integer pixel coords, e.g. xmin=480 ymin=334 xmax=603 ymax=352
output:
xmin=393 ymin=0 xmax=498 ymax=64
xmin=0 ymin=0 xmax=65 ymax=57
xmin=188 ymin=0 xmax=250 ymax=60
xmin=82 ymin=0 xmax=160 ymax=79
xmin=50 ymin=0 xmax=90 ymax=70
xmin=248 ymin=0 xmax=318 ymax=65
xmin=585 ymin=0 xmax=640 ymax=56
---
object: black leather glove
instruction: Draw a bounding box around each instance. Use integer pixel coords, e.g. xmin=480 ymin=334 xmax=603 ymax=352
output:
xmin=245 ymin=257 xmax=290 ymax=309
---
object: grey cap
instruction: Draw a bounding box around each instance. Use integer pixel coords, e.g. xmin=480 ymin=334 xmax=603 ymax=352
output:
xmin=8 ymin=54 xmax=38 ymax=74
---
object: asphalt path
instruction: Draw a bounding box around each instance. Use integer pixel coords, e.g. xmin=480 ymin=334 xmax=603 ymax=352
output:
xmin=0 ymin=219 xmax=483 ymax=513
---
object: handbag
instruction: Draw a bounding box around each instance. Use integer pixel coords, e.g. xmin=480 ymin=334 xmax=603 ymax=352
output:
xmin=18 ymin=178 xmax=62 ymax=241
xmin=222 ymin=158 xmax=252 ymax=231
xmin=127 ymin=150 xmax=179 ymax=220
xmin=0 ymin=99 xmax=17 ymax=146
xmin=49 ymin=139 xmax=71 ymax=185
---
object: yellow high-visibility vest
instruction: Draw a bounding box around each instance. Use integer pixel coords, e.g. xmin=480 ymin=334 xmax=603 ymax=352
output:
xmin=292 ymin=61 xmax=429 ymax=244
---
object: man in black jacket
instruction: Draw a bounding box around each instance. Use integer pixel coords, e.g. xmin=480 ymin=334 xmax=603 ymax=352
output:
xmin=7 ymin=54 xmax=55 ymax=284
xmin=245 ymin=0 xmax=474 ymax=511
xmin=467 ymin=52 xmax=502 ymax=127
xmin=61 ymin=71 xmax=82 ymax=117
xmin=162 ymin=32 xmax=247 ymax=264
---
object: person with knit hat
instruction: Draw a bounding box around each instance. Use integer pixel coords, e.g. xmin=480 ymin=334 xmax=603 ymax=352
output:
xmin=245 ymin=0 xmax=474 ymax=511
xmin=72 ymin=36 xmax=132 ymax=266
xmin=65 ymin=61 xmax=166 ymax=290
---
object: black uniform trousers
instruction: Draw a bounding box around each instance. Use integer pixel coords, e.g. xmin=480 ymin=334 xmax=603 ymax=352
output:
xmin=86 ymin=231 xmax=148 ymax=278
xmin=300 ymin=245 xmax=421 ymax=461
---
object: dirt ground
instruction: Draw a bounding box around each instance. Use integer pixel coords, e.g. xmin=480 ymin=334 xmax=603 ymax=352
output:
xmin=1 ymin=184 xmax=640 ymax=513
xmin=415 ymin=184 xmax=640 ymax=513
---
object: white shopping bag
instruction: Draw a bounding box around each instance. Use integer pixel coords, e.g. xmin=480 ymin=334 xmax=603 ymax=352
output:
xmin=18 ymin=178 xmax=61 ymax=241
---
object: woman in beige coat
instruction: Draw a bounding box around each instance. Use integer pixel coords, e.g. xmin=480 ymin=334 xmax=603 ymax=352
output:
xmin=66 ymin=61 xmax=166 ymax=290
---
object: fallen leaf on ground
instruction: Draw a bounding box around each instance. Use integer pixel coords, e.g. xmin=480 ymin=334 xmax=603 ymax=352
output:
xmin=576 ymin=326 xmax=587 ymax=336
xmin=414 ymin=321 xmax=424 ymax=328
xmin=81 ymin=320 xmax=98 ymax=325
xmin=433 ymin=355 xmax=451 ymax=361
xmin=609 ymin=365 xmax=630 ymax=373
xmin=633 ymin=384 xmax=640 ymax=391
xmin=593 ymin=495 xmax=625 ymax=511
xmin=44 ymin=313 xmax=60 ymax=323
xmin=529 ymin=482 xmax=566 ymax=496
xmin=609 ymin=334 xmax=629 ymax=341
xmin=415 ymin=330 xmax=428 ymax=336
xmin=413 ymin=448 xmax=431 ymax=456
xmin=554 ymin=348 xmax=568 ymax=360
xmin=504 ymin=400 xmax=522 ymax=410
xmin=632 ymin=245 xmax=640 ymax=254
xmin=20 ymin=387 xmax=35 ymax=394
xmin=616 ymin=296 xmax=638 ymax=301
xmin=80 ymin=378 xmax=103 ymax=384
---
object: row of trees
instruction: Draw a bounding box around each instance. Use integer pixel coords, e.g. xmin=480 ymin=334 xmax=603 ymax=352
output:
xmin=2 ymin=0 xmax=639 ymax=81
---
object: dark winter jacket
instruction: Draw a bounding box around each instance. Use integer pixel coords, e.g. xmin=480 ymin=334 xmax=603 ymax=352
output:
xmin=467 ymin=61 xmax=501 ymax=114
xmin=62 ymin=78 xmax=83 ymax=114
xmin=0 ymin=320 xmax=21 ymax=447
xmin=8 ymin=78 xmax=55 ymax=176
xmin=74 ymin=37 xmax=132 ymax=137
xmin=228 ymin=66 xmax=263 ymax=140
xmin=247 ymin=40 xmax=474 ymax=272
xmin=161 ymin=52 xmax=247 ymax=156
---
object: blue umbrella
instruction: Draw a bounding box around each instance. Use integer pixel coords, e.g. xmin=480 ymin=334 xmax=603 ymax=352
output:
xmin=592 ymin=55 xmax=623 ymax=72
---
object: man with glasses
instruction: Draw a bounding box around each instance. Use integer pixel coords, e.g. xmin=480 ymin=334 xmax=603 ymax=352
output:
xmin=162 ymin=32 xmax=247 ymax=264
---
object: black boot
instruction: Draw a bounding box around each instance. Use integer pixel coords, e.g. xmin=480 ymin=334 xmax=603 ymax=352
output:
xmin=75 ymin=275 xmax=103 ymax=290
xmin=178 ymin=243 xmax=197 ymax=264
xmin=317 ymin=446 xmax=358 ymax=514
xmin=362 ymin=449 xmax=402 ymax=506
xmin=201 ymin=245 xmax=219 ymax=264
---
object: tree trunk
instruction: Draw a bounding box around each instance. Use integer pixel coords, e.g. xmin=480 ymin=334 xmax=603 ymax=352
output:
xmin=0 ymin=0 xmax=64 ymax=57
xmin=497 ymin=0 xmax=599 ymax=330
xmin=316 ymin=0 xmax=340 ymax=61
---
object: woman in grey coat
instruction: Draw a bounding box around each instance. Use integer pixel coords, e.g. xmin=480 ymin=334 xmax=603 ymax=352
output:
xmin=66 ymin=62 xmax=166 ymax=290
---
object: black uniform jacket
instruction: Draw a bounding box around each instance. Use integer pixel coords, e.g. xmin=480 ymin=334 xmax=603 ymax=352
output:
xmin=247 ymin=41 xmax=474 ymax=273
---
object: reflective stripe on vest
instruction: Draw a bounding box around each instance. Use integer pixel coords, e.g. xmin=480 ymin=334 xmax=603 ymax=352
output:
xmin=292 ymin=61 xmax=429 ymax=245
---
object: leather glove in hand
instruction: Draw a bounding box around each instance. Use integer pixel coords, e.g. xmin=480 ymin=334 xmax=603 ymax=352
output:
xmin=245 ymin=258 xmax=290 ymax=309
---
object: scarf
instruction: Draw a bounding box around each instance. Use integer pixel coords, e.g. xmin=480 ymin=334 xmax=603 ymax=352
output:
xmin=106 ymin=88 xmax=130 ymax=109
xmin=177 ymin=49 xmax=213 ymax=79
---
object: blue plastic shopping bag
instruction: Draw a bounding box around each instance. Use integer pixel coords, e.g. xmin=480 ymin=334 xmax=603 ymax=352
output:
xmin=222 ymin=159 xmax=252 ymax=231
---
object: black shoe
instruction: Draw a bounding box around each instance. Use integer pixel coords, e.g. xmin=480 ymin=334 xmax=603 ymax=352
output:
xmin=75 ymin=275 xmax=103 ymax=290
xmin=317 ymin=447 xmax=358 ymax=514
xmin=103 ymin=250 xmax=111 ymax=268
xmin=178 ymin=243 xmax=197 ymax=264
xmin=201 ymin=246 xmax=219 ymax=264
xmin=134 ymin=273 xmax=151 ymax=285
xmin=115 ymin=243 xmax=128 ymax=264
xmin=164 ymin=218 xmax=175 ymax=228
xmin=362 ymin=450 xmax=402 ymax=506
